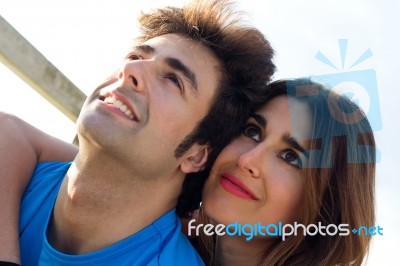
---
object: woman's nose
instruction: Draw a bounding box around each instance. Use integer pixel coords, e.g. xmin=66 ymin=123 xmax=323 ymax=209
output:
xmin=237 ymin=146 xmax=262 ymax=178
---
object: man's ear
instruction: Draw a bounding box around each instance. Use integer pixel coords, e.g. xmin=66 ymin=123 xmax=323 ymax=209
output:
xmin=180 ymin=144 xmax=209 ymax=174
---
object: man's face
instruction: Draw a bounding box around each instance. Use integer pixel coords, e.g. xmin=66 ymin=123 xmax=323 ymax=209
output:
xmin=77 ymin=34 xmax=221 ymax=180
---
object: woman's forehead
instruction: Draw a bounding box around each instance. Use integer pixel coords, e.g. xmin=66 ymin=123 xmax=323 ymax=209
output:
xmin=258 ymin=95 xmax=313 ymax=141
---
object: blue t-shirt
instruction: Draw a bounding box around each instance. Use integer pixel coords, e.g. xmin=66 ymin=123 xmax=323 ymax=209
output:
xmin=19 ymin=162 xmax=204 ymax=266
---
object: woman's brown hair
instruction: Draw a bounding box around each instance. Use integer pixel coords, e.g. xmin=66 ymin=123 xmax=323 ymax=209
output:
xmin=199 ymin=78 xmax=376 ymax=266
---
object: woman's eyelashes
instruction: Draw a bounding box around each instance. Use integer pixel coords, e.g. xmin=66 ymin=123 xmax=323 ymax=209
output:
xmin=278 ymin=150 xmax=302 ymax=169
xmin=242 ymin=123 xmax=303 ymax=169
xmin=243 ymin=124 xmax=262 ymax=142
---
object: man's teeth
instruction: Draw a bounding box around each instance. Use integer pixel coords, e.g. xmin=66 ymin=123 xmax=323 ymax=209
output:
xmin=104 ymin=97 xmax=134 ymax=120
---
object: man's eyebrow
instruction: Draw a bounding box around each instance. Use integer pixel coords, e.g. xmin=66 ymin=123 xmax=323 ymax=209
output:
xmin=130 ymin=44 xmax=198 ymax=92
xmin=133 ymin=44 xmax=155 ymax=54
xmin=282 ymin=133 xmax=308 ymax=157
xmin=165 ymin=57 xmax=198 ymax=91
xmin=250 ymin=113 xmax=267 ymax=128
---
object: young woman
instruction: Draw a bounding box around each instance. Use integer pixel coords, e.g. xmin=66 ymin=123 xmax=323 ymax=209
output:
xmin=0 ymin=78 xmax=375 ymax=265
xmin=198 ymin=79 xmax=376 ymax=265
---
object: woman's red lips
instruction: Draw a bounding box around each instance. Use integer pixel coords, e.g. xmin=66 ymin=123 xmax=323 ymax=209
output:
xmin=219 ymin=173 xmax=258 ymax=200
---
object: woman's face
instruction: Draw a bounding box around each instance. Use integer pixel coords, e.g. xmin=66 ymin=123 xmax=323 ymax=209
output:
xmin=203 ymin=95 xmax=313 ymax=229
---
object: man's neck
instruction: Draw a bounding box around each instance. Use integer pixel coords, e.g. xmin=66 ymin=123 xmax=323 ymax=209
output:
xmin=214 ymin=235 xmax=271 ymax=266
xmin=48 ymin=151 xmax=183 ymax=254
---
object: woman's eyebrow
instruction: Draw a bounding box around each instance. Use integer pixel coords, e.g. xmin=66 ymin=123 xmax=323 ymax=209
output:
xmin=251 ymin=113 xmax=267 ymax=128
xmin=282 ymin=133 xmax=309 ymax=157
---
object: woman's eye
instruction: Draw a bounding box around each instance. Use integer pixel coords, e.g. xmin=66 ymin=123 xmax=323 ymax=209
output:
xmin=243 ymin=125 xmax=261 ymax=142
xmin=280 ymin=150 xmax=302 ymax=168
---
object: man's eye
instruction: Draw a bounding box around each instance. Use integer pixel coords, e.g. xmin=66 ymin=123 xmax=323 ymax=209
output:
xmin=126 ymin=52 xmax=143 ymax=60
xmin=164 ymin=74 xmax=183 ymax=92
xmin=243 ymin=124 xmax=261 ymax=142
xmin=279 ymin=150 xmax=302 ymax=169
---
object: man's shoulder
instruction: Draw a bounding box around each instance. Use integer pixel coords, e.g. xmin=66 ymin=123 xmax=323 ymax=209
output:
xmin=24 ymin=161 xmax=71 ymax=191
xmin=21 ymin=161 xmax=70 ymax=220
xmin=158 ymin=231 xmax=205 ymax=265
xmin=20 ymin=162 xmax=71 ymax=265
xmin=33 ymin=161 xmax=71 ymax=176
xmin=92 ymin=210 xmax=205 ymax=265
xmin=35 ymin=210 xmax=204 ymax=266
xmin=155 ymin=210 xmax=205 ymax=265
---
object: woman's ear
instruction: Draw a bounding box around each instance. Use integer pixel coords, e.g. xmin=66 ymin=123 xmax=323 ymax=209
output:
xmin=180 ymin=144 xmax=209 ymax=173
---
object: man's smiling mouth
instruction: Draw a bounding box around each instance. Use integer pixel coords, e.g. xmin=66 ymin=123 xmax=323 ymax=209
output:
xmin=98 ymin=93 xmax=139 ymax=122
xmin=103 ymin=96 xmax=134 ymax=120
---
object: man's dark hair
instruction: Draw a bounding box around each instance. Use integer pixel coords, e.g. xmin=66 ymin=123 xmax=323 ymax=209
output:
xmin=137 ymin=0 xmax=275 ymax=216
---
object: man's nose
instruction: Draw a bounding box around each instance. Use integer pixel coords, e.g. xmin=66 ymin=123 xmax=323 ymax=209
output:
xmin=118 ymin=60 xmax=149 ymax=93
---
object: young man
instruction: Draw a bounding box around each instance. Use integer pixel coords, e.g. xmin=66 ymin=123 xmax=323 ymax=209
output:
xmin=0 ymin=0 xmax=275 ymax=265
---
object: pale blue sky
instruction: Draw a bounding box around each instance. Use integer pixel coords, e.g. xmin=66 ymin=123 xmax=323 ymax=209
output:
xmin=1 ymin=0 xmax=399 ymax=264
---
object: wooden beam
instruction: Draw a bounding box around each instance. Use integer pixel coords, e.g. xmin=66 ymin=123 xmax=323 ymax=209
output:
xmin=0 ymin=15 xmax=86 ymax=122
